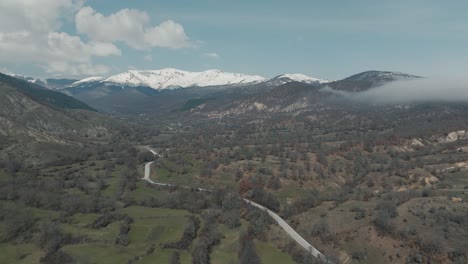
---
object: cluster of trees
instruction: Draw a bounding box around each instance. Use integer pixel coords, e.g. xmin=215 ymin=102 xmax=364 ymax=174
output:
xmin=374 ymin=200 xmax=399 ymax=234
xmin=91 ymin=213 xmax=129 ymax=229
xmin=247 ymin=186 xmax=280 ymax=212
xmin=162 ymin=216 xmax=200 ymax=250
xmin=152 ymin=111 xmax=468 ymax=192
xmin=37 ymin=223 xmax=76 ymax=264
xmin=308 ymin=219 xmax=338 ymax=245
xmin=281 ymin=190 xmax=322 ymax=219
xmin=0 ymin=171 xmax=117 ymax=216
xmin=281 ymin=241 xmax=330 ymax=264
xmin=0 ymin=143 xmax=141 ymax=260
xmin=243 ymin=207 xmax=273 ymax=240
xmin=220 ymin=193 xmax=242 ymax=229
xmin=0 ymin=203 xmax=35 ymax=242
xmin=191 ymin=212 xmax=222 ymax=264
xmin=169 ymin=251 xmax=181 ymax=264
xmin=238 ymin=229 xmax=261 ymax=264
xmin=115 ymin=216 xmax=134 ymax=246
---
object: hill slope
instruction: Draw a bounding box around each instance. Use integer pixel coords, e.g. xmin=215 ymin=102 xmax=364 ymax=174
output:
xmin=0 ymin=73 xmax=115 ymax=164
xmin=327 ymin=71 xmax=420 ymax=92
xmin=0 ymin=73 xmax=95 ymax=111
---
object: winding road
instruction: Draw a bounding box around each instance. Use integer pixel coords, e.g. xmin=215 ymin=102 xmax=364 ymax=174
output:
xmin=142 ymin=147 xmax=328 ymax=262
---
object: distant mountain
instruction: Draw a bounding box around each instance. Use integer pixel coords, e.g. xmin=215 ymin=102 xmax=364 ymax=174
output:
xmin=62 ymin=83 xmax=160 ymax=113
xmin=70 ymin=76 xmax=104 ymax=86
xmin=0 ymin=72 xmax=116 ymax=164
xmin=74 ymin=68 xmax=267 ymax=90
xmin=195 ymin=82 xmax=328 ymax=118
xmin=272 ymin=73 xmax=329 ymax=84
xmin=45 ymin=78 xmax=79 ymax=89
xmin=58 ymin=69 xmax=423 ymax=115
xmin=61 ymin=69 xmax=334 ymax=111
xmin=60 ymin=69 xmax=264 ymax=112
xmin=8 ymin=73 xmax=78 ymax=90
xmin=9 ymin=74 xmax=47 ymax=86
xmin=328 ymin=71 xmax=420 ymax=92
xmin=0 ymin=73 xmax=95 ymax=111
xmin=5 ymin=69 xmax=416 ymax=115
xmin=190 ymin=71 xmax=424 ymax=118
xmin=70 ymin=69 xmax=329 ymax=91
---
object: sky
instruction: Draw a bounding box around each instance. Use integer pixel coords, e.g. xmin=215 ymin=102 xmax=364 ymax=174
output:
xmin=0 ymin=0 xmax=467 ymax=80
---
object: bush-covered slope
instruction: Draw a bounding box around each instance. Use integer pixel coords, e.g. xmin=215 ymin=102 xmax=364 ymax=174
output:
xmin=0 ymin=73 xmax=95 ymax=111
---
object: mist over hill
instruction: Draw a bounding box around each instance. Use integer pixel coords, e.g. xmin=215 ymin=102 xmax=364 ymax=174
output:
xmin=342 ymin=77 xmax=468 ymax=104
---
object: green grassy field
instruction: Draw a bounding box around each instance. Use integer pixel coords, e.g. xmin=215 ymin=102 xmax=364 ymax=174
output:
xmin=0 ymin=243 xmax=44 ymax=264
xmin=138 ymin=250 xmax=191 ymax=264
xmin=129 ymin=181 xmax=172 ymax=203
xmin=211 ymin=224 xmax=241 ymax=263
xmin=256 ymin=240 xmax=297 ymax=264
xmin=122 ymin=206 xmax=190 ymax=245
xmin=0 ymin=169 xmax=6 ymax=180
xmin=63 ymin=244 xmax=136 ymax=264
xmin=211 ymin=223 xmax=298 ymax=264
xmin=0 ymin=152 xmax=302 ymax=264
xmin=62 ymin=207 xmax=297 ymax=264
xmin=60 ymin=206 xmax=193 ymax=263
xmin=63 ymin=221 xmax=121 ymax=243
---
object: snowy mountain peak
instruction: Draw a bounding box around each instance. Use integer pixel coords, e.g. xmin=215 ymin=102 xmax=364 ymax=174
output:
xmin=274 ymin=73 xmax=329 ymax=84
xmin=69 ymin=69 xmax=332 ymax=90
xmin=97 ymin=69 xmax=267 ymax=90
xmin=71 ymin=76 xmax=104 ymax=86
xmin=7 ymin=73 xmax=43 ymax=85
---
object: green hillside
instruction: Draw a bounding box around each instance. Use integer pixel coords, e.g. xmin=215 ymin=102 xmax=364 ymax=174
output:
xmin=0 ymin=73 xmax=95 ymax=112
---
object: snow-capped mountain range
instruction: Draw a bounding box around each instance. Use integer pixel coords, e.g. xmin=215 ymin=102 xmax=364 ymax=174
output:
xmin=273 ymin=73 xmax=329 ymax=84
xmin=8 ymin=74 xmax=47 ymax=86
xmin=5 ymin=73 xmax=78 ymax=89
xmin=72 ymin=76 xmax=105 ymax=85
xmin=68 ymin=68 xmax=329 ymax=90
xmin=5 ymin=68 xmax=331 ymax=91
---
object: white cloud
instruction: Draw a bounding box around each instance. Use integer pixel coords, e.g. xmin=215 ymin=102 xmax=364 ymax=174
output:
xmin=204 ymin=52 xmax=220 ymax=59
xmin=356 ymin=77 xmax=468 ymax=104
xmin=0 ymin=30 xmax=120 ymax=76
xmin=0 ymin=0 xmax=80 ymax=33
xmin=323 ymin=77 xmax=468 ymax=104
xmin=76 ymin=7 xmax=192 ymax=50
xmin=47 ymin=32 xmax=121 ymax=59
xmin=46 ymin=61 xmax=111 ymax=76
xmin=0 ymin=67 xmax=13 ymax=75
xmin=0 ymin=1 xmax=195 ymax=76
xmin=0 ymin=0 xmax=119 ymax=76
xmin=144 ymin=55 xmax=153 ymax=61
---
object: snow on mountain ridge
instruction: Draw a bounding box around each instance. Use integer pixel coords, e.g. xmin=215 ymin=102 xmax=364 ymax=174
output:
xmin=7 ymin=73 xmax=43 ymax=85
xmin=71 ymin=76 xmax=104 ymax=86
xmin=72 ymin=69 xmax=332 ymax=90
xmin=102 ymin=68 xmax=267 ymax=90
xmin=275 ymin=73 xmax=329 ymax=84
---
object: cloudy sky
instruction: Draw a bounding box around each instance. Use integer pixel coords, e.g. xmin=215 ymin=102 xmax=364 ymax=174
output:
xmin=0 ymin=0 xmax=467 ymax=79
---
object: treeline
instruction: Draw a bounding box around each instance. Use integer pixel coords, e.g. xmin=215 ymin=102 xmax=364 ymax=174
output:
xmin=162 ymin=216 xmax=200 ymax=250
xmin=191 ymin=212 xmax=222 ymax=264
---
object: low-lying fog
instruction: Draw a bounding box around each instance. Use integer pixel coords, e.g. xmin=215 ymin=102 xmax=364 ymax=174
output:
xmin=323 ymin=77 xmax=468 ymax=104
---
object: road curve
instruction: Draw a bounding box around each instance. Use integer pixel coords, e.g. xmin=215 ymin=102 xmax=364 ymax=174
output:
xmin=142 ymin=148 xmax=209 ymax=192
xmin=142 ymin=148 xmax=328 ymax=262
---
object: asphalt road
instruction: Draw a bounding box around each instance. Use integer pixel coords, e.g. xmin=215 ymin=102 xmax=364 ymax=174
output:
xmin=242 ymin=198 xmax=326 ymax=260
xmin=142 ymin=148 xmax=328 ymax=262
